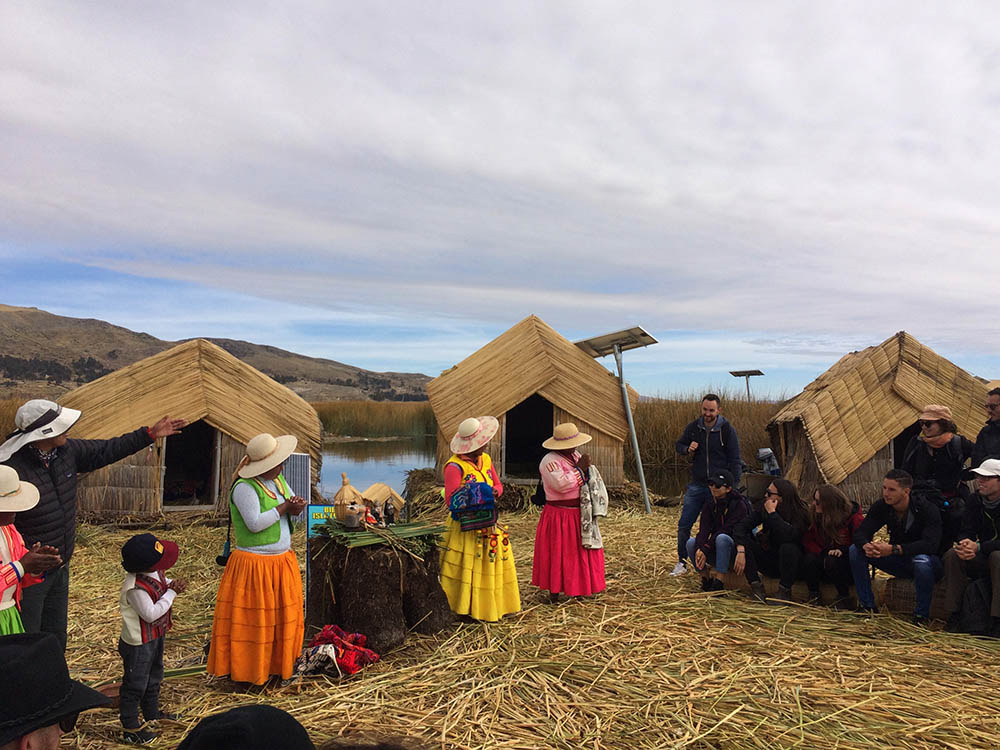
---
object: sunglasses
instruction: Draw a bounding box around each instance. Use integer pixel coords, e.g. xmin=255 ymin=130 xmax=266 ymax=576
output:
xmin=707 ymin=482 xmax=726 ymax=489
xmin=763 ymin=489 xmax=781 ymax=498
xmin=58 ymin=711 xmax=80 ymax=733
xmin=986 ymin=403 xmax=1000 ymax=411
xmin=918 ymin=420 xmax=939 ymax=428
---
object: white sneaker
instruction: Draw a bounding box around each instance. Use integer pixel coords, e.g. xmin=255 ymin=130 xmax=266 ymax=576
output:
xmin=669 ymin=560 xmax=688 ymax=577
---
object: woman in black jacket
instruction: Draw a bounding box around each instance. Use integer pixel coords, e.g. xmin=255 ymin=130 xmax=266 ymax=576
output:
xmin=739 ymin=478 xmax=810 ymax=603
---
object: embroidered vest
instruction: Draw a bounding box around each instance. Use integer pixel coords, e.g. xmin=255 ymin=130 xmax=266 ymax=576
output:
xmin=133 ymin=573 xmax=173 ymax=643
xmin=446 ymin=453 xmax=495 ymax=489
xmin=230 ymin=475 xmax=293 ymax=548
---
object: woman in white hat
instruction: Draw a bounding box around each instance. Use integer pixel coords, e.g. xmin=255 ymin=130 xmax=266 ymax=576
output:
xmin=532 ymin=423 xmax=606 ymax=601
xmin=439 ymin=417 xmax=521 ymax=621
xmin=207 ymin=433 xmax=307 ymax=685
xmin=0 ymin=466 xmax=63 ymax=635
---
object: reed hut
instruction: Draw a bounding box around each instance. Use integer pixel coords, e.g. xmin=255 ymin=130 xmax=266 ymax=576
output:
xmin=60 ymin=339 xmax=322 ymax=517
xmin=768 ymin=331 xmax=988 ymax=505
xmin=426 ymin=315 xmax=638 ymax=487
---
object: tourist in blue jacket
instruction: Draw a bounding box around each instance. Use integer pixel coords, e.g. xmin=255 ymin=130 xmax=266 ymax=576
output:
xmin=671 ymin=394 xmax=742 ymax=577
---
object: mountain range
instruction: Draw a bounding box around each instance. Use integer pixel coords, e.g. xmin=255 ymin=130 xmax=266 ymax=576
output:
xmin=0 ymin=305 xmax=430 ymax=402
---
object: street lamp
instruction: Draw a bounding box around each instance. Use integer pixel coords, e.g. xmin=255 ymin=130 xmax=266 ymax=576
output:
xmin=729 ymin=369 xmax=764 ymax=399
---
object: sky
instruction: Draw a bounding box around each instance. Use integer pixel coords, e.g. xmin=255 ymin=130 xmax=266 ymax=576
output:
xmin=2 ymin=1 xmax=999 ymax=397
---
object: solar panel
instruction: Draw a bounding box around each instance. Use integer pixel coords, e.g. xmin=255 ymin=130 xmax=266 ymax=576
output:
xmin=283 ymin=453 xmax=311 ymax=499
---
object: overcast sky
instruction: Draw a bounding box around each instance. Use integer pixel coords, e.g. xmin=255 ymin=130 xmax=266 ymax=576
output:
xmin=2 ymin=1 xmax=998 ymax=396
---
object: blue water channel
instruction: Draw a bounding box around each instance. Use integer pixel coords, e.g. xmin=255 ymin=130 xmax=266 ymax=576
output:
xmin=317 ymin=436 xmax=436 ymax=499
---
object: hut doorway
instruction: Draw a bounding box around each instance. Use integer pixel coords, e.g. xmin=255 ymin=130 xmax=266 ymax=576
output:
xmin=162 ymin=419 xmax=219 ymax=509
xmin=504 ymin=393 xmax=553 ymax=480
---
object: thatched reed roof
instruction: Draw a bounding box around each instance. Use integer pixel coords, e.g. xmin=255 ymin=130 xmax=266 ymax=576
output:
xmin=61 ymin=339 xmax=321 ymax=477
xmin=427 ymin=315 xmax=638 ymax=441
xmin=988 ymin=380 xmax=1000 ymax=391
xmin=768 ymin=331 xmax=988 ymax=485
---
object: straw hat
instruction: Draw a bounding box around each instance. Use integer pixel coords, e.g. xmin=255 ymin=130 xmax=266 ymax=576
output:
xmin=542 ymin=422 xmax=592 ymax=450
xmin=918 ymin=404 xmax=953 ymax=422
xmin=237 ymin=433 xmax=298 ymax=478
xmin=0 ymin=399 xmax=81 ymax=462
xmin=0 ymin=465 xmax=40 ymax=513
xmin=450 ymin=416 xmax=499 ymax=454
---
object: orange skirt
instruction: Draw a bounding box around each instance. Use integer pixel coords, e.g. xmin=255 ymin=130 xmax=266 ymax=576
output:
xmin=207 ymin=549 xmax=304 ymax=685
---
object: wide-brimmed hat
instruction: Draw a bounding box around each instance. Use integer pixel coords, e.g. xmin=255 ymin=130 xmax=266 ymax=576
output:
xmin=542 ymin=422 xmax=592 ymax=450
xmin=238 ymin=433 xmax=298 ymax=478
xmin=0 ymin=465 xmax=40 ymax=513
xmin=121 ymin=533 xmax=179 ymax=573
xmin=0 ymin=399 xmax=81 ymax=463
xmin=918 ymin=404 xmax=953 ymax=422
xmin=450 ymin=417 xmax=499 ymax=454
xmin=177 ymin=705 xmax=314 ymax=750
xmin=0 ymin=632 xmax=110 ymax=745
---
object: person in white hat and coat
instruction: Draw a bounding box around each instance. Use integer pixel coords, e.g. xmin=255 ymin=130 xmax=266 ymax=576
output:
xmin=0 ymin=399 xmax=184 ymax=650
xmin=207 ymin=433 xmax=308 ymax=685
xmin=0 ymin=466 xmax=63 ymax=636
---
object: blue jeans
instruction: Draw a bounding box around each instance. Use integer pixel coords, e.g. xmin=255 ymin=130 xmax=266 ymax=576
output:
xmin=686 ymin=534 xmax=735 ymax=574
xmin=677 ymin=483 xmax=712 ymax=562
xmin=849 ymin=544 xmax=943 ymax=617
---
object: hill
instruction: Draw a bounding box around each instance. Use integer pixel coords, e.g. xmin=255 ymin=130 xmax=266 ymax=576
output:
xmin=0 ymin=305 xmax=430 ymax=401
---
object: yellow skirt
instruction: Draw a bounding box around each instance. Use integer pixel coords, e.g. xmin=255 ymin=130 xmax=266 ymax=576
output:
xmin=439 ymin=517 xmax=521 ymax=621
xmin=207 ymin=549 xmax=304 ymax=685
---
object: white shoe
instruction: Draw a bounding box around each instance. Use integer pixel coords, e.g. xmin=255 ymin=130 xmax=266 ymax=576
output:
xmin=670 ymin=560 xmax=688 ymax=577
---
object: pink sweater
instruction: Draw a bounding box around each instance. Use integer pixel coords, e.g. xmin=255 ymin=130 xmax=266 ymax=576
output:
xmin=539 ymin=451 xmax=584 ymax=501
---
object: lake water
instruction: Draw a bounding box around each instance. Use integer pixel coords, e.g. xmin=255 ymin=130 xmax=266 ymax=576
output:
xmin=318 ymin=435 xmax=691 ymax=500
xmin=318 ymin=436 xmax=436 ymax=499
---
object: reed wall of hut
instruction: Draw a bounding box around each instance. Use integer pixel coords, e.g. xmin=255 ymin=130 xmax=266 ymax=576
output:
xmin=77 ymin=442 xmax=164 ymax=517
xmin=214 ymin=432 xmax=251 ymax=515
xmin=552 ymin=408 xmax=625 ymax=487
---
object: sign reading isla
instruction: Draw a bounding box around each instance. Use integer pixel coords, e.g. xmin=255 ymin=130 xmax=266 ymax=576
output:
xmin=307 ymin=505 xmax=338 ymax=537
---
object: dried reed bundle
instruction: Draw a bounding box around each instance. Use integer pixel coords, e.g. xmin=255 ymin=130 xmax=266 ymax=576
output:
xmin=64 ymin=506 xmax=1000 ymax=749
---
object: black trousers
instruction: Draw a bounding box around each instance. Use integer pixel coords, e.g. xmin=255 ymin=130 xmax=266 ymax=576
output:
xmin=118 ymin=637 xmax=165 ymax=727
xmin=744 ymin=539 xmax=802 ymax=589
xmin=801 ymin=551 xmax=853 ymax=596
xmin=19 ymin=564 xmax=70 ymax=651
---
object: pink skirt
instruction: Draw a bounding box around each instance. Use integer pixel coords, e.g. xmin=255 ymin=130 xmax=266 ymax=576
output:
xmin=531 ymin=502 xmax=606 ymax=596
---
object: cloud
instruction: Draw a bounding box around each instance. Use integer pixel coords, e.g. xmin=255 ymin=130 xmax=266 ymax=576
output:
xmin=1 ymin=1 xmax=999 ymax=393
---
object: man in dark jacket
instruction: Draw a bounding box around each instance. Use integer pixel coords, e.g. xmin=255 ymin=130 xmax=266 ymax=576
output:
xmin=942 ymin=458 xmax=1000 ymax=634
xmin=0 ymin=399 xmax=184 ymax=649
xmin=849 ymin=469 xmax=943 ymax=625
xmin=687 ymin=469 xmax=750 ymax=592
xmin=671 ymin=394 xmax=741 ymax=577
xmin=972 ymin=388 xmax=1000 ymax=469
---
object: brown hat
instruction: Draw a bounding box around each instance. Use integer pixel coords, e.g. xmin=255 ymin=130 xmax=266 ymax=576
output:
xmin=918 ymin=404 xmax=953 ymax=422
xmin=542 ymin=422 xmax=592 ymax=450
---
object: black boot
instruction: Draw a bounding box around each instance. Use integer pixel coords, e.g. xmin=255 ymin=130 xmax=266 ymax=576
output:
xmin=749 ymin=581 xmax=768 ymax=604
xmin=774 ymin=585 xmax=793 ymax=603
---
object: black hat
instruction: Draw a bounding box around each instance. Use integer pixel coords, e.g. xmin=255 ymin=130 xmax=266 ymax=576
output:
xmin=122 ymin=533 xmax=179 ymax=573
xmin=0 ymin=632 xmax=110 ymax=744
xmin=708 ymin=469 xmax=734 ymax=488
xmin=177 ymin=705 xmax=314 ymax=750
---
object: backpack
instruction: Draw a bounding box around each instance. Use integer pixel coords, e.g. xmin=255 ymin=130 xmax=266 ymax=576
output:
xmin=958 ymin=577 xmax=993 ymax=635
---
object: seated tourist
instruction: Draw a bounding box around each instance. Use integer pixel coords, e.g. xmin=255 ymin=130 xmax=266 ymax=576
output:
xmin=801 ymin=484 xmax=864 ymax=607
xmin=849 ymin=469 xmax=942 ymax=625
xmin=686 ymin=470 xmax=750 ymax=592
xmin=942 ymin=458 xmax=1000 ymax=635
xmin=737 ymin=477 xmax=809 ymax=603
xmin=0 ymin=632 xmax=110 ymax=749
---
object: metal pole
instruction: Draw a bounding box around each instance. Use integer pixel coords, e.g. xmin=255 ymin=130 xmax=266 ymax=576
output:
xmin=745 ymin=375 xmax=751 ymax=400
xmin=614 ymin=344 xmax=651 ymax=514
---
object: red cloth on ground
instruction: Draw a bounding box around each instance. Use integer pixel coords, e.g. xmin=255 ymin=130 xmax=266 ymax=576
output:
xmin=531 ymin=502 xmax=605 ymax=597
xmin=308 ymin=624 xmax=379 ymax=675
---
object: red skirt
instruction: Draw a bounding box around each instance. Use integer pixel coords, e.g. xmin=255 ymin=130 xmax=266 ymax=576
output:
xmin=531 ymin=502 xmax=606 ymax=596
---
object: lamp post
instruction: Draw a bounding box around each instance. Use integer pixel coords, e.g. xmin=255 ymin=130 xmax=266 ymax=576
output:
xmin=729 ymin=369 xmax=764 ymax=399
xmin=575 ymin=327 xmax=658 ymax=514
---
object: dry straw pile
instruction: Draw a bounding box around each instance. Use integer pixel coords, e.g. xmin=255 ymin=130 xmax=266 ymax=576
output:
xmin=63 ymin=505 xmax=1000 ymax=750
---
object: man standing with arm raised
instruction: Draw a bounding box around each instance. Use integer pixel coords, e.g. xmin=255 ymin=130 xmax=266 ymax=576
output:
xmin=0 ymin=399 xmax=184 ymax=650
xmin=670 ymin=394 xmax=742 ymax=577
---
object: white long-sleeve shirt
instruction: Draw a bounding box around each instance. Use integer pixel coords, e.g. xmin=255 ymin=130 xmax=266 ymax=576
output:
xmin=119 ymin=571 xmax=175 ymax=645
